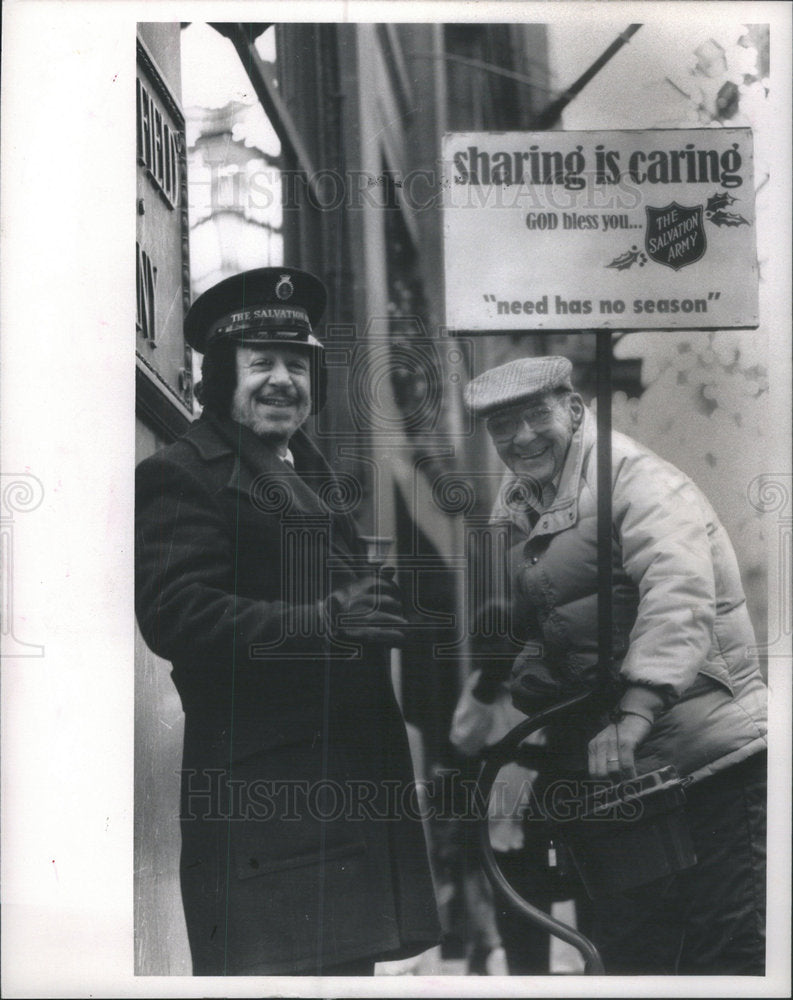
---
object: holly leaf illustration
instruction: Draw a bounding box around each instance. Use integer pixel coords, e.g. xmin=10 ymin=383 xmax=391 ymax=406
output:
xmin=606 ymin=247 xmax=646 ymax=270
xmin=708 ymin=209 xmax=749 ymax=227
xmin=706 ymin=191 xmax=737 ymax=213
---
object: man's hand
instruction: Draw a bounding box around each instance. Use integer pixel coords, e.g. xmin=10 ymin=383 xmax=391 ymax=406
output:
xmin=587 ymin=713 xmax=653 ymax=781
xmin=588 ymin=684 xmax=665 ymax=780
xmin=322 ymin=574 xmax=408 ymax=646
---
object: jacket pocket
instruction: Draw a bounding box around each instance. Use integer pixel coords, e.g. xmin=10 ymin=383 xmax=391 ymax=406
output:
xmin=697 ymin=656 xmax=734 ymax=695
xmin=699 ymin=615 xmax=739 ymax=695
xmin=228 ymin=742 xmax=367 ymax=881
xmin=236 ymin=835 xmax=366 ymax=879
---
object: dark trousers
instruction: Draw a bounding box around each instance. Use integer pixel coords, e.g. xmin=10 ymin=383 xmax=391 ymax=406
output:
xmin=315 ymin=957 xmax=376 ymax=976
xmin=590 ymin=752 xmax=767 ymax=975
xmin=492 ymin=849 xmax=554 ymax=974
xmin=492 ymin=831 xmax=594 ymax=975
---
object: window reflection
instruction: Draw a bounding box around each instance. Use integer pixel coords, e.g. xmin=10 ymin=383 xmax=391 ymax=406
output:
xmin=181 ymin=23 xmax=284 ymax=298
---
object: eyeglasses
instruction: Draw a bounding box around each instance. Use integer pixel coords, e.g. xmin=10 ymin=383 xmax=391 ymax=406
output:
xmin=486 ymin=403 xmax=556 ymax=441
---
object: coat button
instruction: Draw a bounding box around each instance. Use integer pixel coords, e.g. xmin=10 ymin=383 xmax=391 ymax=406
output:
xmin=530 ymin=556 xmax=539 ymax=564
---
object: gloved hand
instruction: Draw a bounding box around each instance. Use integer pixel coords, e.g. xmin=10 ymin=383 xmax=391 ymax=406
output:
xmin=321 ymin=573 xmax=408 ymax=646
xmin=471 ymin=661 xmax=511 ymax=704
xmin=509 ymin=645 xmax=564 ymax=714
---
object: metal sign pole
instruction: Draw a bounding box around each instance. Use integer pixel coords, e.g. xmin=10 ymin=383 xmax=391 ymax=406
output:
xmin=596 ymin=329 xmax=614 ymax=688
xmin=529 ymin=24 xmax=642 ymax=129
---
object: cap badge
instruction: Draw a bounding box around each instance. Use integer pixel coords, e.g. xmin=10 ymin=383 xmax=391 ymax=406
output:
xmin=275 ymin=274 xmax=294 ymax=301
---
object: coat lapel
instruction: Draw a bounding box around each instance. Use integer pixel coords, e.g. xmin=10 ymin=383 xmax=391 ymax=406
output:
xmin=188 ymin=412 xmax=363 ymax=563
xmin=190 ymin=411 xmax=328 ymax=517
xmin=225 ymin=444 xmax=331 ymax=519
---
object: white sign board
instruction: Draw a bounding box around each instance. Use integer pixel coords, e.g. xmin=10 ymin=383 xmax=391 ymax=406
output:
xmin=442 ymin=129 xmax=758 ymax=332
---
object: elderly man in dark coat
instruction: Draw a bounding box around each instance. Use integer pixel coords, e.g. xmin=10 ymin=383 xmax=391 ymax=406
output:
xmin=135 ymin=267 xmax=440 ymax=976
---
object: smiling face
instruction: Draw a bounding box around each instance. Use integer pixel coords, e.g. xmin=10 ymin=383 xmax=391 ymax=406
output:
xmin=486 ymin=392 xmax=584 ymax=486
xmin=230 ymin=344 xmax=312 ymax=450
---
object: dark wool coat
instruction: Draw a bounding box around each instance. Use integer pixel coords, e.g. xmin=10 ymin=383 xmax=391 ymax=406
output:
xmin=135 ymin=412 xmax=440 ymax=975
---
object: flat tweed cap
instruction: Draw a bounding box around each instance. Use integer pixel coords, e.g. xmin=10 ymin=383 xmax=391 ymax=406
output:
xmin=464 ymin=356 xmax=574 ymax=415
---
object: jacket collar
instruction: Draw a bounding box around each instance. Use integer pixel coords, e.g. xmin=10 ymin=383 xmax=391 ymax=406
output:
xmin=491 ymin=407 xmax=597 ymax=538
xmin=182 ymin=412 xmax=237 ymax=462
xmin=183 ymin=412 xmax=331 ymax=516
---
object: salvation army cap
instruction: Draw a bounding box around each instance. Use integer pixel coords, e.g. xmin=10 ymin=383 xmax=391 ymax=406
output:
xmin=463 ymin=356 xmax=574 ymax=415
xmin=184 ymin=267 xmax=328 ymax=355
xmin=186 ymin=267 xmax=329 ymax=412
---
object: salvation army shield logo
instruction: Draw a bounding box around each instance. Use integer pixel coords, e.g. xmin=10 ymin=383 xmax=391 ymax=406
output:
xmin=645 ymin=202 xmax=706 ymax=271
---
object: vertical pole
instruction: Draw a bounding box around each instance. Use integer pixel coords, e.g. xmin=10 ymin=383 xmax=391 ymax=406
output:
xmin=596 ymin=330 xmax=613 ymax=686
xmin=529 ymin=25 xmax=642 ymax=130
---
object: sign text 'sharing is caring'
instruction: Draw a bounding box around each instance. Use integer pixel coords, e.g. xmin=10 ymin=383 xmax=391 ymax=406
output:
xmin=442 ymin=129 xmax=758 ymax=332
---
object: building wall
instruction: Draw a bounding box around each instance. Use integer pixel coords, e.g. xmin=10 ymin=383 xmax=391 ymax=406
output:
xmin=134 ymin=419 xmax=191 ymax=975
xmin=135 ymin=22 xmax=193 ymax=974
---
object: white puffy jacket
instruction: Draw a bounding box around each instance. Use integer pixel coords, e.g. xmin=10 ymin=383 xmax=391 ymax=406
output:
xmin=499 ymin=408 xmax=767 ymax=782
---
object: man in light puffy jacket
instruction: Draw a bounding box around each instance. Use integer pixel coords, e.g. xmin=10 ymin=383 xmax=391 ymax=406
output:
xmin=463 ymin=355 xmax=767 ymax=975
